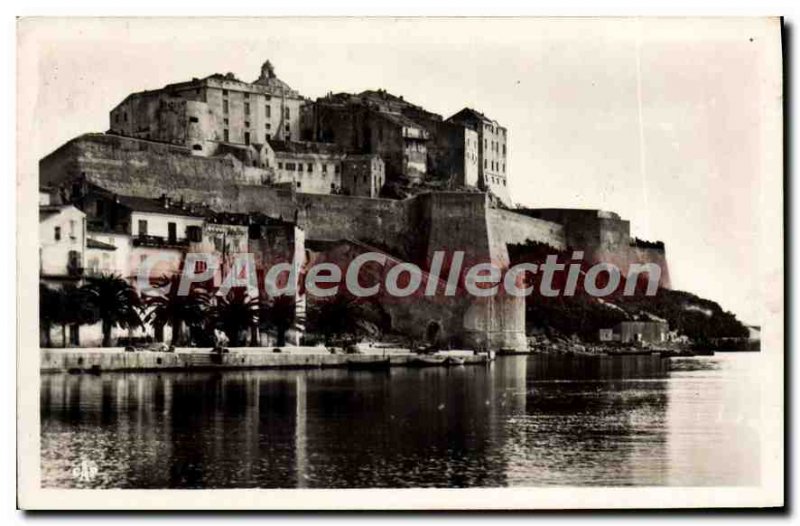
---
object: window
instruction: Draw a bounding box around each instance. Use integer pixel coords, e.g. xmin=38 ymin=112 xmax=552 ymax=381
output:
xmin=69 ymin=220 xmax=76 ymax=239
xmin=244 ymin=102 xmax=250 ymax=115
xmin=502 ymin=144 xmax=506 ymax=155
xmin=223 ymin=89 xmax=228 ymax=96
xmin=244 ymin=132 xmax=250 ymax=145
xmin=284 ymin=107 xmax=290 ymax=119
xmin=307 ymin=163 xmax=313 ymax=172
xmin=286 ymin=163 xmax=295 ymax=170
xmin=265 ymin=122 xmax=271 ymax=130
xmin=296 ymin=181 xmax=301 ymax=189
xmin=265 ymin=106 xmax=271 ymax=118
xmin=265 ymin=95 xmax=271 ymax=101
xmin=123 ymin=112 xmax=128 ymax=122
xmin=138 ymin=219 xmax=148 ymax=237
xmin=278 ymin=162 xmax=283 ymax=169
xmin=96 ymin=201 xmax=104 ymax=216
xmin=224 ymin=129 xmax=229 ymax=142
xmin=224 ymin=118 xmax=229 ymax=126
xmin=244 ymin=92 xmax=249 ymax=99
xmin=54 ymin=226 xmax=61 ymax=241
xmin=189 ymin=116 xmax=199 ymax=123
xmin=187 ymin=225 xmax=203 ymax=242
xmin=322 ymin=164 xmax=328 ymax=174
xmin=223 ymin=100 xmax=229 ymax=114
xmin=484 ymin=159 xmax=487 ymax=168
xmin=265 ymin=133 xmax=270 ymax=142
xmin=67 ymin=250 xmax=81 ymax=274
xmin=484 ymin=138 xmax=487 ymax=149
xmin=245 ymin=121 xmax=250 ymax=128
xmin=192 ymin=144 xmax=202 ymax=151
xmin=168 ymin=222 xmax=177 ymax=243
xmin=195 ymin=260 xmax=207 ymax=273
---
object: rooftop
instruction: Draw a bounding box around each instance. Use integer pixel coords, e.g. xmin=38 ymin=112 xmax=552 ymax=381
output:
xmin=86 ymin=238 xmax=117 ymax=251
xmin=116 ymin=194 xmax=211 ymax=218
xmin=447 ymin=107 xmax=504 ymax=129
xmin=114 ymin=60 xmax=303 ymax=108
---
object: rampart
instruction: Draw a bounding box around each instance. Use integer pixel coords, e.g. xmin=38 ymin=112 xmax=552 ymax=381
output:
xmin=39 ymin=133 xmax=670 ymax=348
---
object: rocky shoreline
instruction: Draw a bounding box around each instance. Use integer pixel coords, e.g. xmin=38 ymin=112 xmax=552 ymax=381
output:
xmin=521 ymin=334 xmax=704 ymax=358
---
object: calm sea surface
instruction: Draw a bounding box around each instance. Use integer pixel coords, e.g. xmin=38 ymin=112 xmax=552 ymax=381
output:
xmin=40 ymin=353 xmax=761 ymax=488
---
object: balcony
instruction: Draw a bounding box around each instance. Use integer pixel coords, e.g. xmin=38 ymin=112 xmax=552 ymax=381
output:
xmin=133 ymin=234 xmax=190 ymax=249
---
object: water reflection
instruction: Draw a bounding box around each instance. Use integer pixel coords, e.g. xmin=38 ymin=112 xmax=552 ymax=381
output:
xmin=40 ymin=354 xmax=759 ymax=488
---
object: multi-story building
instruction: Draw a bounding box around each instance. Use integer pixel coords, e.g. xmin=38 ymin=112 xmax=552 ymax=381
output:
xmin=40 ymin=203 xmax=86 ymax=285
xmin=109 ymin=60 xmax=305 ymax=157
xmin=268 ymin=140 xmax=346 ymax=195
xmin=301 ymin=91 xmax=431 ymax=184
xmin=79 ymin=189 xmax=207 ymax=281
xmin=341 ymin=154 xmax=386 ymax=198
xmin=426 ymin=121 xmax=479 ymax=188
xmin=446 ymin=108 xmax=511 ymax=205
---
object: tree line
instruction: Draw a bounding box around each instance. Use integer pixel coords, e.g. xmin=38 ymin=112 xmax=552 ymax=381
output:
xmin=40 ymin=273 xmax=388 ymax=348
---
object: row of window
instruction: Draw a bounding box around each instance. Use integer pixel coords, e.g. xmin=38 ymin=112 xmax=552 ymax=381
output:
xmin=483 ymin=138 xmax=507 ymax=156
xmin=278 ymin=162 xmax=339 ymax=174
xmin=222 ymin=89 xmax=272 ymax=102
xmin=136 ymin=220 xmax=203 ymax=242
xmin=222 ymin=98 xmax=290 ymax=120
xmin=483 ymin=159 xmax=506 ymax=172
xmin=484 ymin=123 xmax=507 ymax=136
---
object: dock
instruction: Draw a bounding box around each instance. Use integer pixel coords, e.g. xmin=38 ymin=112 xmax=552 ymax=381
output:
xmin=40 ymin=347 xmax=494 ymax=374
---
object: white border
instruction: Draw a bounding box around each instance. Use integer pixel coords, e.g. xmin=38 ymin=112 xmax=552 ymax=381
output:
xmin=13 ymin=9 xmax=787 ymax=512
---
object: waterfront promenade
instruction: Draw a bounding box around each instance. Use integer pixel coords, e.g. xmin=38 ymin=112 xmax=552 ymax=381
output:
xmin=41 ymin=347 xmax=492 ymax=373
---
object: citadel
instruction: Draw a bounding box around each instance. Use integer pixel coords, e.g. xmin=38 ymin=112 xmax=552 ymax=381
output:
xmin=39 ymin=60 xmax=670 ymax=351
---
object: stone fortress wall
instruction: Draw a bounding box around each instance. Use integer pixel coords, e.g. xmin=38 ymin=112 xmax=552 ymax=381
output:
xmin=40 ymin=133 xmax=670 ymax=350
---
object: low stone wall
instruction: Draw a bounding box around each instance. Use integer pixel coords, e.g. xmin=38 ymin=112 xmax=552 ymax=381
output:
xmin=40 ymin=347 xmax=491 ymax=373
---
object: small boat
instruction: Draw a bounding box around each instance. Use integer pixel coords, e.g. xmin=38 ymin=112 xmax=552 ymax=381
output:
xmin=407 ymin=355 xmax=448 ymax=367
xmin=445 ymin=356 xmax=465 ymax=366
xmin=345 ymin=356 xmax=391 ymax=371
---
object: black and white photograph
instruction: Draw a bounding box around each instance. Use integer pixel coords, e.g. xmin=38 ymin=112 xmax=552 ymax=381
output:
xmin=15 ymin=15 xmax=784 ymax=510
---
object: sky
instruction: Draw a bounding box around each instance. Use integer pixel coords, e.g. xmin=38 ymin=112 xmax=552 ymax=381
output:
xmin=20 ymin=17 xmax=782 ymax=324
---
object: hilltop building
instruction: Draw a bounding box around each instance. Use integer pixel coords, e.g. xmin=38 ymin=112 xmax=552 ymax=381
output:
xmin=301 ymin=91 xmax=431 ymax=184
xmin=446 ymin=108 xmax=510 ymax=205
xmin=268 ymin=140 xmax=346 ymax=194
xmin=109 ymin=60 xmax=304 ymax=155
xmin=39 ymin=59 xmax=670 ymax=351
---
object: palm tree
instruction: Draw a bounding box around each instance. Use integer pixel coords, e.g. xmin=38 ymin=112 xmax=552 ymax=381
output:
xmin=39 ymin=284 xmax=60 ymax=347
xmin=60 ymin=285 xmax=98 ymax=346
xmin=307 ymin=294 xmax=377 ymax=346
xmin=259 ymin=295 xmax=296 ymax=347
xmin=82 ymin=274 xmax=142 ymax=347
xmin=40 ymin=284 xmax=96 ymax=347
xmin=143 ymin=274 xmax=210 ymax=346
xmin=210 ymin=288 xmax=259 ymax=347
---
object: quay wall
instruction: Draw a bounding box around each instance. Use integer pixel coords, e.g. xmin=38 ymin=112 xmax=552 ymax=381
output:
xmin=40 ymin=348 xmax=491 ymax=373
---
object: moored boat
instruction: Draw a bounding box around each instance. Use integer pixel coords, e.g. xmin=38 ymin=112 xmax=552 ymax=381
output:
xmin=345 ymin=356 xmax=391 ymax=371
xmin=445 ymin=356 xmax=466 ymax=366
xmin=407 ymin=355 xmax=448 ymax=367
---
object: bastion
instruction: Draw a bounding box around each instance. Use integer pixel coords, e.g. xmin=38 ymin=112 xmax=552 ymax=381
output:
xmin=40 ymin=133 xmax=669 ymax=350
